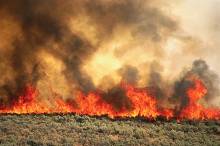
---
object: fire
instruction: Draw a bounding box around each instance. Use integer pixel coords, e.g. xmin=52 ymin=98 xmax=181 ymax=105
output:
xmin=0 ymin=80 xmax=219 ymax=121
xmin=179 ymin=79 xmax=220 ymax=120
xmin=71 ymin=83 xmax=160 ymax=119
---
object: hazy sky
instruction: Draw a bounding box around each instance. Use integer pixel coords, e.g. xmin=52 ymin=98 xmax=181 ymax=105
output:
xmin=173 ymin=0 xmax=220 ymax=73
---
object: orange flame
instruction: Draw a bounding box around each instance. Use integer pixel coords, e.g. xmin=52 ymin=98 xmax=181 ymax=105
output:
xmin=0 ymin=80 xmax=219 ymax=121
xmin=179 ymin=79 xmax=220 ymax=120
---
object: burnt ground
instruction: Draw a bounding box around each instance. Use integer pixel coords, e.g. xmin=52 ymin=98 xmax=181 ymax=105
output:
xmin=0 ymin=114 xmax=219 ymax=146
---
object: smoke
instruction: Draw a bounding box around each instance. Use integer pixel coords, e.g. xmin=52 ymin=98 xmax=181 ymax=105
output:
xmin=0 ymin=0 xmax=219 ymax=108
xmin=85 ymin=0 xmax=177 ymax=41
xmin=118 ymin=65 xmax=139 ymax=85
xmin=147 ymin=61 xmax=165 ymax=99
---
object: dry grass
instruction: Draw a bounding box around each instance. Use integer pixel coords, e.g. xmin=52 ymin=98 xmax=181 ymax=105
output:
xmin=0 ymin=114 xmax=219 ymax=146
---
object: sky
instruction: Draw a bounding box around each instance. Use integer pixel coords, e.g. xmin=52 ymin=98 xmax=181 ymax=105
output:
xmin=173 ymin=0 xmax=220 ymax=73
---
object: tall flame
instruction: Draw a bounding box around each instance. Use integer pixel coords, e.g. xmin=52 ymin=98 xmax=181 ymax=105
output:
xmin=179 ymin=79 xmax=220 ymax=120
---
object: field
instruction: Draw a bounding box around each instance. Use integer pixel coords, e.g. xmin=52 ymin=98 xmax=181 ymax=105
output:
xmin=0 ymin=114 xmax=219 ymax=146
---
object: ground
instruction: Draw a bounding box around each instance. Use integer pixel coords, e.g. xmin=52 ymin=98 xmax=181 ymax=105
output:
xmin=0 ymin=114 xmax=219 ymax=146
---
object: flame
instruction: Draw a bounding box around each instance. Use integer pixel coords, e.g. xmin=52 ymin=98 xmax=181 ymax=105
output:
xmin=0 ymin=80 xmax=219 ymax=121
xmin=179 ymin=79 xmax=220 ymax=120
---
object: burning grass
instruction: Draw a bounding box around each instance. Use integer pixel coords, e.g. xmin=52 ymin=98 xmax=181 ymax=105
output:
xmin=0 ymin=114 xmax=219 ymax=146
xmin=0 ymin=79 xmax=219 ymax=121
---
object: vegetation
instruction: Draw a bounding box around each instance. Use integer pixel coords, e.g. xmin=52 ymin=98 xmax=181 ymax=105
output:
xmin=0 ymin=114 xmax=219 ymax=146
